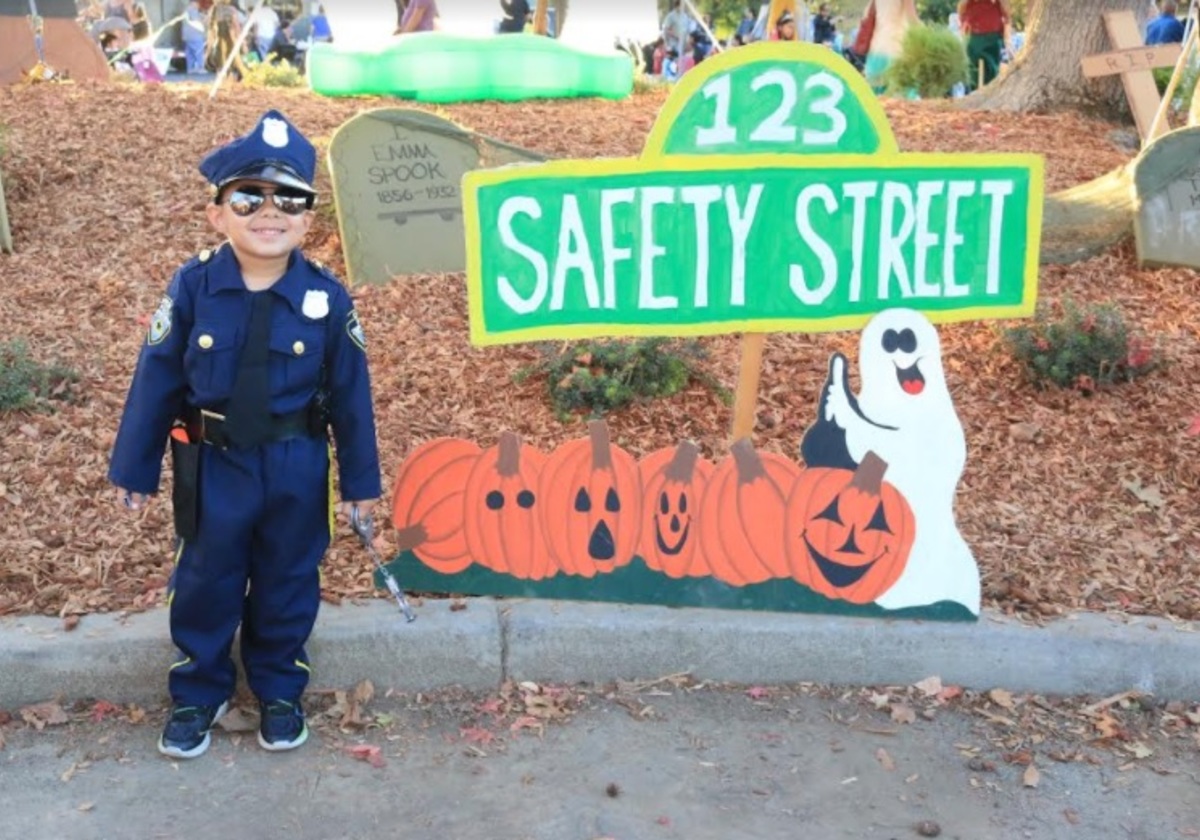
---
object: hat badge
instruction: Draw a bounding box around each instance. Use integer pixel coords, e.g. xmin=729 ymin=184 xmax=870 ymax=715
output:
xmin=262 ymin=117 xmax=290 ymax=149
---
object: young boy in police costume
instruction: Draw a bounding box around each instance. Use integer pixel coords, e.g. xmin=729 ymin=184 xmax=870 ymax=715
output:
xmin=108 ymin=110 xmax=382 ymax=759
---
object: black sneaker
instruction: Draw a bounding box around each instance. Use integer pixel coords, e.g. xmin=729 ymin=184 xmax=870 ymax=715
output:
xmin=158 ymin=701 xmax=229 ymax=759
xmin=257 ymin=699 xmax=308 ymax=751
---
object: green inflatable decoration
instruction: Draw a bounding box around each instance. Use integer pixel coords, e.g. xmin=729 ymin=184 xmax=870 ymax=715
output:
xmin=306 ymin=33 xmax=634 ymax=103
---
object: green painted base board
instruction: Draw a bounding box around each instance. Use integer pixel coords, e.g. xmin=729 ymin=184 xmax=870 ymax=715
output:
xmin=380 ymin=553 xmax=976 ymax=623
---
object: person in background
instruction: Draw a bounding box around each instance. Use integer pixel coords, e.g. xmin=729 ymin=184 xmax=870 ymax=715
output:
xmin=311 ymin=4 xmax=332 ymax=43
xmin=249 ymin=1 xmax=281 ymax=58
xmin=397 ymin=0 xmax=439 ymax=34
xmin=813 ymin=3 xmax=836 ymax=45
xmin=735 ymin=6 xmax=756 ymax=43
xmin=661 ymin=0 xmax=690 ymax=61
xmin=182 ymin=0 xmax=208 ymax=74
xmin=959 ymin=0 xmax=1009 ymax=90
xmin=207 ymin=0 xmax=248 ymax=78
xmin=499 ymin=0 xmax=530 ymax=33
xmin=1146 ymin=0 xmax=1185 ymax=44
xmin=773 ymin=9 xmax=797 ymax=41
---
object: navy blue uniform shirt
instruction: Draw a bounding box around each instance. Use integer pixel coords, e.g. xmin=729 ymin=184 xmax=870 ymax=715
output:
xmin=109 ymin=243 xmax=382 ymax=501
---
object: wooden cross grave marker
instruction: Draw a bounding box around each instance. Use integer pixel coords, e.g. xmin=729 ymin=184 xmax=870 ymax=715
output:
xmin=1080 ymin=10 xmax=1182 ymax=143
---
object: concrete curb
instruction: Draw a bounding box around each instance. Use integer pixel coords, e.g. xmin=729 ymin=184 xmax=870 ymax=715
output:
xmin=2 ymin=599 xmax=1198 ymax=709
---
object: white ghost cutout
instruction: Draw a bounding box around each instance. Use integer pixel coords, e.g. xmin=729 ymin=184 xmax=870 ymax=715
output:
xmin=821 ymin=308 xmax=979 ymax=614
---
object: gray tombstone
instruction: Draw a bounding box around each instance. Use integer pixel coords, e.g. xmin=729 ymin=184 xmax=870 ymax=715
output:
xmin=328 ymin=108 xmax=546 ymax=283
xmin=1133 ymin=126 xmax=1200 ymax=270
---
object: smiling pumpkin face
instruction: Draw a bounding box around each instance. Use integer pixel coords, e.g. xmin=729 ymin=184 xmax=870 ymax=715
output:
xmin=785 ymin=452 xmax=915 ymax=604
xmin=637 ymin=442 xmax=714 ymax=578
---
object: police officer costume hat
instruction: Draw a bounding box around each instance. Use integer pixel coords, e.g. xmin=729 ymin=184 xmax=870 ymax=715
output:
xmin=199 ymin=109 xmax=317 ymax=197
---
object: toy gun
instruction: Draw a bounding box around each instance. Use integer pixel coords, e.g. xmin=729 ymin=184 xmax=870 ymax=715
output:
xmin=350 ymin=505 xmax=416 ymax=623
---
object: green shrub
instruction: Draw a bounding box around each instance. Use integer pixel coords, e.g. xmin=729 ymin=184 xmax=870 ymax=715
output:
xmin=516 ymin=338 xmax=728 ymax=420
xmin=882 ymin=25 xmax=969 ymax=99
xmin=0 ymin=340 xmax=78 ymax=412
xmin=1002 ymin=299 xmax=1160 ymax=392
xmin=241 ymin=56 xmax=305 ymax=88
xmin=1152 ymin=62 xmax=1200 ymax=112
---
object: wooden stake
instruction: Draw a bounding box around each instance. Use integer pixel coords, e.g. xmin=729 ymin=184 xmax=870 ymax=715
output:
xmin=532 ymin=0 xmax=549 ymax=36
xmin=730 ymin=333 xmax=766 ymax=443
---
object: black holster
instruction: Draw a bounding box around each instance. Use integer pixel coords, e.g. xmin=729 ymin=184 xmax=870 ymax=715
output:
xmin=170 ymin=431 xmax=202 ymax=542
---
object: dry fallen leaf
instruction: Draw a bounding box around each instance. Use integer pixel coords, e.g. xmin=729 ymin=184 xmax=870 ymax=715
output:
xmin=77 ymin=802 xmax=95 ymax=812
xmin=1121 ymin=479 xmax=1166 ymax=509
xmin=20 ymin=702 xmax=69 ymax=730
xmin=890 ymin=704 xmax=917 ymax=725
xmin=875 ymin=747 xmax=896 ymax=771
xmin=989 ymin=689 xmax=1017 ymax=710
xmin=1023 ymin=765 xmax=1041 ymax=788
xmin=345 ymin=744 xmax=386 ymax=768
xmin=913 ymin=676 xmax=943 ymax=697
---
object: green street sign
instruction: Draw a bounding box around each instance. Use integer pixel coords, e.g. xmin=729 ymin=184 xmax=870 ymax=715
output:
xmin=463 ymin=43 xmax=1044 ymax=347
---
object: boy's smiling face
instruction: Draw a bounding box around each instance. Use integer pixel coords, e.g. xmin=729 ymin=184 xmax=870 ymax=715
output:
xmin=206 ymin=178 xmax=314 ymax=264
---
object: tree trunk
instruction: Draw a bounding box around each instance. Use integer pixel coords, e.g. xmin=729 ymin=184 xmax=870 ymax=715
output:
xmin=963 ymin=0 xmax=1150 ymax=119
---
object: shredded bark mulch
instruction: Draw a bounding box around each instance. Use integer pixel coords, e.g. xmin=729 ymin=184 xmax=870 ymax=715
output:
xmin=0 ymin=80 xmax=1196 ymax=625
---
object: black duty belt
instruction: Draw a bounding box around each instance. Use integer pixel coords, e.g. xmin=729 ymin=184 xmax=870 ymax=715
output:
xmin=184 ymin=406 xmax=317 ymax=449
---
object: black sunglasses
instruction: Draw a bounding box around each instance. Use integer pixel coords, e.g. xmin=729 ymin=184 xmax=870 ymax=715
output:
xmin=220 ymin=185 xmax=316 ymax=217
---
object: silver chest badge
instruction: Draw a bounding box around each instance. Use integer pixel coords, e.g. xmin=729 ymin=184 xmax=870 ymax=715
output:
xmin=302 ymin=290 xmax=329 ymax=319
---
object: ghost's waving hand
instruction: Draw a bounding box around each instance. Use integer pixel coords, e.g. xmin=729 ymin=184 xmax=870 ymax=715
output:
xmin=822 ymin=353 xmax=854 ymax=428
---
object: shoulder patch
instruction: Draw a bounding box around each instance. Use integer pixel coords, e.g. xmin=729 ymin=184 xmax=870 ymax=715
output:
xmin=346 ymin=309 xmax=367 ymax=351
xmin=147 ymin=295 xmax=174 ymax=345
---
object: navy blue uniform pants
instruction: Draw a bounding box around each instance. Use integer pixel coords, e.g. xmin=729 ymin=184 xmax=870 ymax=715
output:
xmin=167 ymin=437 xmax=330 ymax=705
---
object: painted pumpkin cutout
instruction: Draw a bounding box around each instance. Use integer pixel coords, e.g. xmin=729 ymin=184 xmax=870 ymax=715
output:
xmin=464 ymin=432 xmax=553 ymax=580
xmin=391 ymin=438 xmax=482 ymax=573
xmin=785 ymin=451 xmax=915 ymax=604
xmin=637 ymin=441 xmax=714 ymax=578
xmin=538 ymin=420 xmax=642 ymax=577
xmin=698 ymin=438 xmax=800 ymax=586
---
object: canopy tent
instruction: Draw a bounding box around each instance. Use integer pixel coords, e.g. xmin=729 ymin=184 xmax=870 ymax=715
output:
xmin=1 ymin=0 xmax=109 ymax=84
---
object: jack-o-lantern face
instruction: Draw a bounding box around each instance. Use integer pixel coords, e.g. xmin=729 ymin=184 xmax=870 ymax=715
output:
xmin=538 ymin=420 xmax=642 ymax=578
xmin=655 ymin=489 xmax=689 ymax=556
xmin=464 ymin=432 xmax=553 ymax=580
xmin=785 ymin=451 xmax=915 ymax=604
xmin=638 ymin=442 xmax=713 ymax=578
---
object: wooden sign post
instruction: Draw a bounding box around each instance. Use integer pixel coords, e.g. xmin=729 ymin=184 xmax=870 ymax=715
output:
xmin=1080 ymin=11 xmax=1181 ymax=142
xmin=0 ymin=170 xmax=13 ymax=254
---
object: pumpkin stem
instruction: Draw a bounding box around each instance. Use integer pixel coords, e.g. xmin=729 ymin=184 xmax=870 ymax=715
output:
xmin=395 ymin=523 xmax=428 ymax=552
xmin=663 ymin=441 xmax=700 ymax=482
xmin=496 ymin=431 xmax=521 ymax=477
xmin=730 ymin=437 xmax=766 ymax=483
xmin=588 ymin=420 xmax=613 ymax=470
xmin=849 ymin=451 xmax=889 ymax=495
